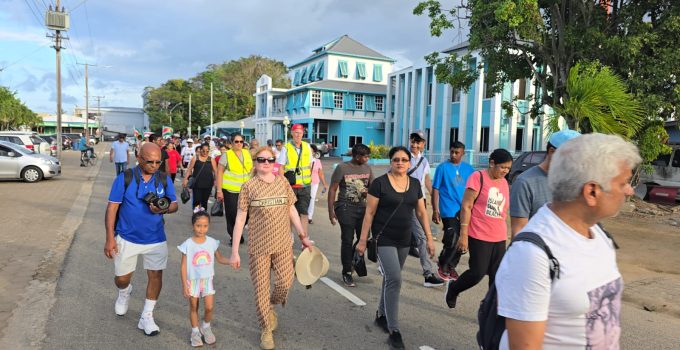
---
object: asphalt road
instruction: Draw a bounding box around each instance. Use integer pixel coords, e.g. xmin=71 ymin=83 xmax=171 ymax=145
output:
xmin=2 ymin=149 xmax=679 ymax=349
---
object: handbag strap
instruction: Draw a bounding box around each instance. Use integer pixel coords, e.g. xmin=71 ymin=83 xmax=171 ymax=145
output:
xmin=407 ymin=156 xmax=425 ymax=176
xmin=193 ymin=157 xmax=208 ymax=179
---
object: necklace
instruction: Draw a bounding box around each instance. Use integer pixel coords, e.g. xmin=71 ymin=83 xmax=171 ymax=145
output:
xmin=450 ymin=161 xmax=463 ymax=184
xmin=388 ymin=173 xmax=409 ymax=192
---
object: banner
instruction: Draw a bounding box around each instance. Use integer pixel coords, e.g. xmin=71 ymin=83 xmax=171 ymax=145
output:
xmin=162 ymin=126 xmax=173 ymax=138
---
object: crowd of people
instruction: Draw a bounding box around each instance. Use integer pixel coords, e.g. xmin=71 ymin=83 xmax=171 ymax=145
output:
xmin=104 ymin=125 xmax=637 ymax=350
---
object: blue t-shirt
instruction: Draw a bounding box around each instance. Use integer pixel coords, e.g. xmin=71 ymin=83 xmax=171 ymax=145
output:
xmin=78 ymin=138 xmax=89 ymax=151
xmin=432 ymin=161 xmax=475 ymax=218
xmin=108 ymin=167 xmax=177 ymax=244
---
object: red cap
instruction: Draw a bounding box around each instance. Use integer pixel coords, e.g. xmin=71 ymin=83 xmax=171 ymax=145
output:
xmin=291 ymin=124 xmax=304 ymax=131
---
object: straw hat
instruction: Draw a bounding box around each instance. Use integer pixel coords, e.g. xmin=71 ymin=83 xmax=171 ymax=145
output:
xmin=295 ymin=246 xmax=329 ymax=286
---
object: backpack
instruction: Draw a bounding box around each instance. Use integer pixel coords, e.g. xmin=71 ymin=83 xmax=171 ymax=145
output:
xmin=476 ymin=232 xmax=560 ymax=350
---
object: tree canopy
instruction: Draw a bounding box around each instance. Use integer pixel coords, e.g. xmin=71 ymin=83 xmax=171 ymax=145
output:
xmin=0 ymin=86 xmax=40 ymax=130
xmin=144 ymin=55 xmax=290 ymax=134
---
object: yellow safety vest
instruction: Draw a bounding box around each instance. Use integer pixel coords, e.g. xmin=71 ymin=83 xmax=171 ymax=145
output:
xmin=284 ymin=141 xmax=312 ymax=186
xmin=222 ymin=149 xmax=252 ymax=193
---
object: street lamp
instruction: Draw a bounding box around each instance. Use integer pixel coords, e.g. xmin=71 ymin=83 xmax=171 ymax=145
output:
xmin=283 ymin=115 xmax=290 ymax=144
xmin=240 ymin=120 xmax=245 ymax=136
xmin=168 ymin=103 xmax=183 ymax=124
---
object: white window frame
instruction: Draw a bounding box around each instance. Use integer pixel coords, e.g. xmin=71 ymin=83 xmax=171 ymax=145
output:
xmin=375 ymin=96 xmax=384 ymax=111
xmin=311 ymin=90 xmax=321 ymax=107
xmin=355 ymin=94 xmax=364 ymax=110
xmin=333 ymin=92 xmax=343 ymax=109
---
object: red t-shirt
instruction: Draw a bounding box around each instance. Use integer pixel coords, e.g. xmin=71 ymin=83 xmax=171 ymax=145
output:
xmin=466 ymin=170 xmax=509 ymax=242
xmin=166 ymin=149 xmax=182 ymax=174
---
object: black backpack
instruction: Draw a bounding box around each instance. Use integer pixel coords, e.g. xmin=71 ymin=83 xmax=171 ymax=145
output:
xmin=476 ymin=232 xmax=560 ymax=350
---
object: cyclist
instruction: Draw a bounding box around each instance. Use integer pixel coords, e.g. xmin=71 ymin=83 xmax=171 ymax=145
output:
xmin=79 ymin=136 xmax=95 ymax=167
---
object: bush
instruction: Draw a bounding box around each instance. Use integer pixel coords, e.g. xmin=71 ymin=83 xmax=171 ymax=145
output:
xmin=368 ymin=144 xmax=390 ymax=159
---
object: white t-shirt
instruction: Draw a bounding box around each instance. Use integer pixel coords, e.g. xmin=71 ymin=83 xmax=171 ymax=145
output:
xmin=177 ymin=236 xmax=220 ymax=280
xmin=180 ymin=147 xmax=195 ymax=164
xmin=110 ymin=141 xmax=129 ymax=163
xmin=496 ymin=205 xmax=622 ymax=350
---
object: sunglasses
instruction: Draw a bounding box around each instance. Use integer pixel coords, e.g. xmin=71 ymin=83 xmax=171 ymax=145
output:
xmin=255 ymin=157 xmax=276 ymax=164
xmin=233 ymin=140 xmax=244 ymax=144
xmin=391 ymin=157 xmax=410 ymax=163
xmin=141 ymin=158 xmax=162 ymax=165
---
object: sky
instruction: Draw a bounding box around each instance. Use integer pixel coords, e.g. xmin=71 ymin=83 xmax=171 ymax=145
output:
xmin=0 ymin=0 xmax=469 ymax=114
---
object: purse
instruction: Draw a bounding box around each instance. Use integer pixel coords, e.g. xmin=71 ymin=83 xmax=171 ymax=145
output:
xmin=352 ymin=243 xmax=368 ymax=277
xmin=366 ymin=190 xmax=405 ymax=263
xmin=210 ymin=200 xmax=224 ymax=216
xmin=187 ymin=158 xmax=207 ymax=189
xmin=284 ymin=145 xmax=303 ymax=186
xmin=180 ymin=187 xmax=191 ymax=204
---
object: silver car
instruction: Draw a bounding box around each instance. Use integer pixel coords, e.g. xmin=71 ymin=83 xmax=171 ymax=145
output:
xmin=0 ymin=140 xmax=61 ymax=182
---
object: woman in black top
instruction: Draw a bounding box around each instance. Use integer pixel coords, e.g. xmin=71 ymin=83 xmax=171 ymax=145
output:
xmin=182 ymin=143 xmax=217 ymax=210
xmin=356 ymin=146 xmax=435 ymax=350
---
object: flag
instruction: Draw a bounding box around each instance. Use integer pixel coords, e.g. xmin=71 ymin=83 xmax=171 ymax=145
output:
xmin=162 ymin=126 xmax=173 ymax=138
xmin=133 ymin=127 xmax=140 ymax=138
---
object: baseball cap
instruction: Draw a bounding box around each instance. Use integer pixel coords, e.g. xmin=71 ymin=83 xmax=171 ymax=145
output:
xmin=291 ymin=124 xmax=304 ymax=132
xmin=410 ymin=130 xmax=426 ymax=141
xmin=186 ymin=138 xmax=194 ymax=143
xmin=549 ymin=130 xmax=581 ymax=149
xmin=204 ymin=135 xmax=211 ymax=139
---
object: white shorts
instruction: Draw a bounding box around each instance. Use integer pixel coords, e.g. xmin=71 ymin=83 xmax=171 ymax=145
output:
xmin=114 ymin=235 xmax=168 ymax=276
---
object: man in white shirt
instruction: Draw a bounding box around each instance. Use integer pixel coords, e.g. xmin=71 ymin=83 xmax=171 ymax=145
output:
xmin=495 ymin=133 xmax=641 ymax=350
xmin=110 ymin=133 xmax=130 ymax=175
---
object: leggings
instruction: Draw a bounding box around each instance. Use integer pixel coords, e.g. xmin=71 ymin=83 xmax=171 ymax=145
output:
xmin=377 ymin=245 xmax=409 ymax=333
xmin=449 ymin=236 xmax=506 ymax=295
xmin=192 ymin=187 xmax=212 ymax=210
xmin=249 ymin=249 xmax=295 ymax=331
xmin=222 ymin=189 xmax=244 ymax=239
xmin=170 ymin=173 xmax=177 ymax=183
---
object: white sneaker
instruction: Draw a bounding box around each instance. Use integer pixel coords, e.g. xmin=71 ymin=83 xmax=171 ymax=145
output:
xmin=114 ymin=284 xmax=132 ymax=316
xmin=138 ymin=313 xmax=160 ymax=336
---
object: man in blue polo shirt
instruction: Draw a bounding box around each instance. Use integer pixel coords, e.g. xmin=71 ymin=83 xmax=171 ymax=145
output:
xmin=104 ymin=143 xmax=178 ymax=336
xmin=432 ymin=141 xmax=474 ymax=281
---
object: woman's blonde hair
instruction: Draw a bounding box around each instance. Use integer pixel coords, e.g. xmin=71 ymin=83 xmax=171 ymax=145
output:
xmin=251 ymin=146 xmax=277 ymax=176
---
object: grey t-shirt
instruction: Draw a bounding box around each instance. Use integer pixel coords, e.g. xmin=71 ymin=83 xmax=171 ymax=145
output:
xmin=330 ymin=161 xmax=374 ymax=206
xmin=509 ymin=165 xmax=550 ymax=219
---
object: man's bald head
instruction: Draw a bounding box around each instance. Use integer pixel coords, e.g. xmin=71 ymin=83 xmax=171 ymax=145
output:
xmin=138 ymin=143 xmax=162 ymax=174
xmin=140 ymin=142 xmax=161 ymax=158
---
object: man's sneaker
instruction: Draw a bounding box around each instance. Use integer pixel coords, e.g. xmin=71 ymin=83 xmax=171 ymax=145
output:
xmin=388 ymin=330 xmax=405 ymax=349
xmin=342 ymin=273 xmax=356 ymax=287
xmin=444 ymin=280 xmax=458 ymax=309
xmin=191 ymin=331 xmax=204 ymax=347
xmin=449 ymin=268 xmax=459 ymax=281
xmin=437 ymin=267 xmax=451 ymax=281
xmin=138 ymin=313 xmax=160 ymax=336
xmin=374 ymin=310 xmax=389 ymax=333
xmin=423 ymin=273 xmax=445 ymax=287
xmin=260 ymin=329 xmax=274 ymax=350
xmin=201 ymin=325 xmax=216 ymax=345
xmin=114 ymin=284 xmax=132 ymax=316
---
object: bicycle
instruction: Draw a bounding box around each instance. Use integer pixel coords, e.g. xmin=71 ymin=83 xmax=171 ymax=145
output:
xmin=80 ymin=150 xmax=98 ymax=167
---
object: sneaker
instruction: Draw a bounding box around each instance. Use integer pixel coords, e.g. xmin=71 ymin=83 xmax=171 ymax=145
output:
xmin=114 ymin=284 xmax=132 ymax=316
xmin=138 ymin=313 xmax=160 ymax=336
xmin=449 ymin=268 xmax=459 ymax=281
xmin=342 ymin=273 xmax=356 ymax=287
xmin=423 ymin=273 xmax=445 ymax=287
xmin=269 ymin=310 xmax=278 ymax=332
xmin=444 ymin=280 xmax=458 ymax=309
xmin=437 ymin=267 xmax=451 ymax=281
xmin=374 ymin=311 xmax=389 ymax=333
xmin=260 ymin=329 xmax=274 ymax=350
xmin=308 ymin=219 xmax=313 ymax=224
xmin=191 ymin=331 xmax=204 ymax=347
xmin=200 ymin=325 xmax=216 ymax=345
xmin=388 ymin=330 xmax=405 ymax=349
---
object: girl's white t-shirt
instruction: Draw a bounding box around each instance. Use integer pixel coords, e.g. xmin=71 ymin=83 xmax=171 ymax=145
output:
xmin=496 ymin=205 xmax=622 ymax=349
xmin=177 ymin=236 xmax=219 ymax=280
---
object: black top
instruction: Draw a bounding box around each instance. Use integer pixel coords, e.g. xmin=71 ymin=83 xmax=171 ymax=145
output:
xmin=160 ymin=149 xmax=169 ymax=173
xmin=193 ymin=157 xmax=214 ymax=189
xmin=368 ymin=174 xmax=422 ymax=247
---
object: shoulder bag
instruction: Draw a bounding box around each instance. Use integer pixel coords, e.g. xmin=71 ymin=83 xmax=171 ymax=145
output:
xmin=187 ymin=157 xmax=207 ymax=189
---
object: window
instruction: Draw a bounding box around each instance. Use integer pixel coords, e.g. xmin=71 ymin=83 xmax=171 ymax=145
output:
xmin=331 ymin=135 xmax=338 ymax=148
xmin=480 ymin=127 xmax=490 ymax=152
xmin=531 ymin=129 xmax=538 ymax=150
xmin=356 ymin=62 xmax=366 ymax=80
xmin=293 ymin=70 xmax=301 ymax=86
xmin=373 ymin=64 xmax=383 ymax=82
xmin=425 ymin=128 xmax=431 ymax=151
xmin=450 ymin=128 xmax=459 ymax=145
xmin=338 ymin=60 xmax=348 ymax=78
xmin=428 ymin=83 xmax=433 ymax=105
xmin=672 ymin=150 xmax=680 ymax=168
xmin=484 ymin=77 xmax=494 ymax=99
xmin=652 ymin=152 xmax=671 ymax=167
xmin=308 ymin=63 xmax=316 ymax=81
xmin=375 ymin=96 xmax=384 ymax=111
xmin=316 ymin=61 xmax=324 ymax=80
xmin=349 ymin=135 xmax=363 ymax=147
xmin=334 ymin=92 xmax=344 ymax=108
xmin=355 ymin=94 xmax=364 ymax=110
xmin=451 ymin=88 xmax=460 ymax=102
xmin=515 ymin=128 xmax=524 ymax=151
xmin=311 ymin=90 xmax=321 ymax=107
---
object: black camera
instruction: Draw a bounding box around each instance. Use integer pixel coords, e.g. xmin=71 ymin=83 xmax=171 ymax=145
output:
xmin=143 ymin=192 xmax=170 ymax=211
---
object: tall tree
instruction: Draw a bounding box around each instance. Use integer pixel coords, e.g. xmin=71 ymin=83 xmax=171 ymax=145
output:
xmin=0 ymin=86 xmax=40 ymax=130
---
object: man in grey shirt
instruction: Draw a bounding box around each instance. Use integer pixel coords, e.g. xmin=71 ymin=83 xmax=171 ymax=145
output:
xmin=510 ymin=129 xmax=581 ymax=235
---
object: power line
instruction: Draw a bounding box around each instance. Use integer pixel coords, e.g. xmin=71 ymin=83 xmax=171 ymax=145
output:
xmin=69 ymin=0 xmax=88 ymax=12
xmin=22 ymin=0 xmax=45 ymax=28
xmin=0 ymin=44 xmax=50 ymax=72
xmin=35 ymin=0 xmax=48 ymax=11
xmin=83 ymin=1 xmax=95 ymax=61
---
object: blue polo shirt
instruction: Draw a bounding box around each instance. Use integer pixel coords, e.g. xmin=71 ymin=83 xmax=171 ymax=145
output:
xmin=108 ymin=167 xmax=176 ymax=244
xmin=432 ymin=161 xmax=475 ymax=218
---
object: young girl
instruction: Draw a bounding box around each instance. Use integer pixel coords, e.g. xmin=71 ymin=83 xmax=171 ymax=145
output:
xmin=179 ymin=208 xmax=229 ymax=347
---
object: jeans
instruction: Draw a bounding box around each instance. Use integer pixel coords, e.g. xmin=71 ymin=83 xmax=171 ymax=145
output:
xmin=377 ymin=245 xmax=409 ymax=333
xmin=437 ymin=217 xmax=463 ymax=272
xmin=115 ymin=162 xmax=127 ymax=176
xmin=410 ymin=211 xmax=433 ymax=276
xmin=448 ymin=236 xmax=506 ymax=295
xmin=335 ymin=202 xmax=366 ymax=274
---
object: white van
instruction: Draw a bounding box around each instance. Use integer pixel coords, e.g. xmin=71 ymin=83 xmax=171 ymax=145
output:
xmin=0 ymin=131 xmax=51 ymax=155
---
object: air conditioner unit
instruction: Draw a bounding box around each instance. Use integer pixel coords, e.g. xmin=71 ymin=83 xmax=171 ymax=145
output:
xmin=45 ymin=10 xmax=70 ymax=31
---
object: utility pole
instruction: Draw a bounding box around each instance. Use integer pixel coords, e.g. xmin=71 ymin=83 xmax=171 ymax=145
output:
xmin=188 ymin=93 xmax=192 ymax=137
xmin=93 ymin=95 xmax=105 ymax=139
xmin=46 ymin=2 xmax=69 ymax=158
xmin=210 ymin=83 xmax=214 ymax=137
xmin=78 ymin=63 xmax=96 ymax=141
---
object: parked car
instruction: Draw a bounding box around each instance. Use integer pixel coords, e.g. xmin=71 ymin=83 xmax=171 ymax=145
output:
xmin=0 ymin=131 xmax=51 ymax=155
xmin=506 ymin=151 xmax=546 ymax=184
xmin=637 ymin=144 xmax=680 ymax=202
xmin=0 ymin=140 xmax=61 ymax=182
xmin=39 ymin=135 xmax=59 ymax=156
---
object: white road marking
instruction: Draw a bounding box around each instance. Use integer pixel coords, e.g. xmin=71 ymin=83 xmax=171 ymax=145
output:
xmin=319 ymin=277 xmax=366 ymax=306
xmin=419 ymin=346 xmax=436 ymax=350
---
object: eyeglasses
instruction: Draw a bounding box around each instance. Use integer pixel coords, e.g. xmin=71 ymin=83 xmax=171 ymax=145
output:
xmin=233 ymin=140 xmax=244 ymax=144
xmin=141 ymin=158 xmax=162 ymax=165
xmin=255 ymin=157 xmax=276 ymax=164
xmin=391 ymin=157 xmax=410 ymax=163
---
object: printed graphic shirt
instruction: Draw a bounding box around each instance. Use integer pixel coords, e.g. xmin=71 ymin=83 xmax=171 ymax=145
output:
xmin=238 ymin=175 xmax=297 ymax=256
xmin=497 ymin=205 xmax=622 ymax=349
xmin=177 ymin=236 xmax=220 ymax=280
xmin=466 ymin=170 xmax=509 ymax=242
xmin=330 ymin=161 xmax=374 ymax=206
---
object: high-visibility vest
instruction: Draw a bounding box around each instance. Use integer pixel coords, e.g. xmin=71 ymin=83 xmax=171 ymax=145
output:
xmin=284 ymin=141 xmax=312 ymax=186
xmin=222 ymin=149 xmax=252 ymax=193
